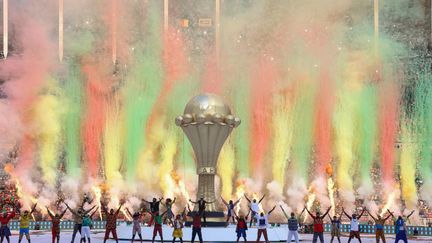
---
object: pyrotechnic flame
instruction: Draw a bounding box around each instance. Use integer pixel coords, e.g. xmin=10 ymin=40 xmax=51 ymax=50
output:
xmin=121 ymin=207 xmax=132 ymax=221
xmin=304 ymin=190 xmax=316 ymax=222
xmin=380 ymin=191 xmax=396 ymax=217
xmin=170 ymin=171 xmax=191 ymax=207
xmin=178 ymin=179 xmax=191 ymax=208
xmin=325 ymin=164 xmax=333 ymax=176
xmin=234 ymin=181 xmax=245 ymax=215
xmin=327 ymin=178 xmax=336 ymax=215
xmin=92 ymin=186 xmax=103 ymax=220
xmin=164 ymin=174 xmax=175 ymax=198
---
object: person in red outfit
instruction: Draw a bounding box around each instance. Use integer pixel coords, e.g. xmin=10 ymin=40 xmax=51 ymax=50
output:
xmin=101 ymin=201 xmax=123 ymax=243
xmin=0 ymin=209 xmax=15 ymax=243
xmin=305 ymin=206 xmax=331 ymax=243
xmin=187 ymin=205 xmax=203 ymax=243
xmin=46 ymin=206 xmax=67 ymax=243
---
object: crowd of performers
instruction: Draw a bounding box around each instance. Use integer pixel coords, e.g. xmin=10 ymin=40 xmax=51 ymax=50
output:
xmin=0 ymin=193 xmax=419 ymax=243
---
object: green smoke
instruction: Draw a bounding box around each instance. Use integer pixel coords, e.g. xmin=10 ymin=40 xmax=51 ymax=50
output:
xmin=124 ymin=1 xmax=163 ymax=180
xmin=62 ymin=63 xmax=84 ymax=178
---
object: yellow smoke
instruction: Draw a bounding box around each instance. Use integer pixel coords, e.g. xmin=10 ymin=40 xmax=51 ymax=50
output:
xmin=271 ymin=94 xmax=293 ymax=186
xmin=218 ymin=139 xmax=235 ymax=199
xmin=399 ymin=122 xmax=418 ymax=208
xmin=334 ymin=54 xmax=367 ymax=200
xmin=103 ymin=96 xmax=123 ymax=184
xmin=157 ymin=123 xmax=178 ymax=197
xmin=137 ymin=116 xmax=166 ymax=185
xmin=33 ymin=80 xmax=63 ymax=186
xmin=334 ymin=88 xmax=358 ymax=198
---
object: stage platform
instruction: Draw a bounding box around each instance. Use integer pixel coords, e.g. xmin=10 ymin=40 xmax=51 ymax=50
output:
xmin=5 ymin=223 xmax=432 ymax=242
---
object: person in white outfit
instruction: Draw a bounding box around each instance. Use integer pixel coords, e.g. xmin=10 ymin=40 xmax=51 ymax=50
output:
xmin=280 ymin=205 xmax=305 ymax=243
xmin=244 ymin=194 xmax=265 ymax=227
xmin=81 ymin=209 xmax=97 ymax=243
xmin=251 ymin=205 xmax=276 ymax=243
xmin=343 ymin=207 xmax=365 ymax=243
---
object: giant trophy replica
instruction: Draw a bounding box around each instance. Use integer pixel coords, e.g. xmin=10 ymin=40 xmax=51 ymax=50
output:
xmin=175 ymin=93 xmax=240 ymax=226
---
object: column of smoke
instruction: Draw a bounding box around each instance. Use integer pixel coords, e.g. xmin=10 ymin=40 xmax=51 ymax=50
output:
xmin=0 ymin=0 xmax=58 ymax=208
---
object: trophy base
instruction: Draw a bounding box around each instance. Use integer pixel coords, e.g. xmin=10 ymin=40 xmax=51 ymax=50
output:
xmin=185 ymin=211 xmax=227 ymax=227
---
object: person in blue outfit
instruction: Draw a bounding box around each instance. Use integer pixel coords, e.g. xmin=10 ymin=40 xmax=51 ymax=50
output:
xmin=387 ymin=209 xmax=415 ymax=243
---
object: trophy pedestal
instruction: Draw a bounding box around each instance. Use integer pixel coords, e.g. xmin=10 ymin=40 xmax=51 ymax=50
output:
xmin=185 ymin=211 xmax=227 ymax=227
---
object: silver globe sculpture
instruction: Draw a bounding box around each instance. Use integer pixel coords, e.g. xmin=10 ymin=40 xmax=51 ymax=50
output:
xmin=175 ymin=93 xmax=240 ymax=211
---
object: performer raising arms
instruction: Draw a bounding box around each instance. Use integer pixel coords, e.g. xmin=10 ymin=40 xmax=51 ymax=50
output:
xmin=126 ymin=208 xmax=144 ymax=243
xmin=151 ymin=210 xmax=167 ymax=243
xmin=244 ymin=194 xmax=265 ymax=227
xmin=387 ymin=209 xmax=415 ymax=243
xmin=64 ymin=202 xmax=96 ymax=243
xmin=305 ymin=206 xmax=331 ymax=243
xmin=327 ymin=213 xmax=342 ymax=243
xmin=221 ymin=197 xmax=241 ymax=225
xmin=189 ymin=197 xmax=215 ymax=225
xmin=80 ymin=208 xmax=98 ymax=243
xmin=0 ymin=208 xmax=15 ymax=243
xmin=46 ymin=206 xmax=67 ymax=243
xmin=187 ymin=205 xmax=203 ymax=243
xmin=251 ymin=205 xmax=276 ymax=243
xmin=162 ymin=197 xmax=176 ymax=225
xmin=343 ymin=207 xmax=366 ymax=243
xmin=101 ymin=201 xmax=123 ymax=243
xmin=143 ymin=197 xmax=163 ymax=226
xmin=280 ymin=205 xmax=305 ymax=243
xmin=17 ymin=203 xmax=37 ymax=243
xmin=172 ymin=208 xmax=186 ymax=243
xmin=366 ymin=209 xmax=393 ymax=243
xmin=235 ymin=213 xmax=248 ymax=242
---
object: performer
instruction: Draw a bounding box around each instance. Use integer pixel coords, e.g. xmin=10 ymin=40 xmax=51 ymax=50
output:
xmin=151 ymin=211 xmax=167 ymax=243
xmin=64 ymin=203 xmax=96 ymax=243
xmin=305 ymin=206 xmax=331 ymax=243
xmin=281 ymin=205 xmax=304 ymax=243
xmin=366 ymin=209 xmax=392 ymax=243
xmin=46 ymin=206 xmax=67 ymax=243
xmin=172 ymin=209 xmax=186 ymax=243
xmin=126 ymin=208 xmax=144 ymax=243
xmin=162 ymin=197 xmax=176 ymax=225
xmin=187 ymin=205 xmax=203 ymax=243
xmin=244 ymin=194 xmax=265 ymax=227
xmin=80 ymin=209 xmax=98 ymax=243
xmin=189 ymin=197 xmax=214 ymax=225
xmin=343 ymin=207 xmax=366 ymax=243
xmin=387 ymin=209 xmax=415 ymax=243
xmin=221 ymin=197 xmax=241 ymax=225
xmin=17 ymin=203 xmax=37 ymax=243
xmin=327 ymin=214 xmax=342 ymax=243
xmin=0 ymin=209 xmax=15 ymax=243
xmin=101 ymin=201 xmax=123 ymax=243
xmin=251 ymin=205 xmax=276 ymax=243
xmin=235 ymin=213 xmax=248 ymax=242
xmin=143 ymin=197 xmax=163 ymax=226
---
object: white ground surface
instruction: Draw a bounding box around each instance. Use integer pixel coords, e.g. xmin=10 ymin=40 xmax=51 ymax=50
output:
xmin=6 ymin=223 xmax=432 ymax=242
